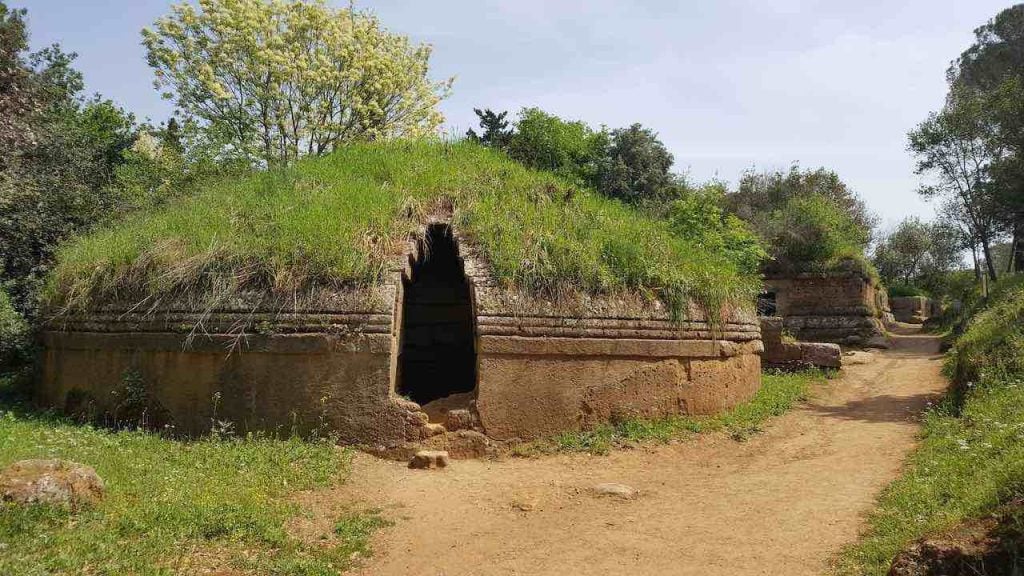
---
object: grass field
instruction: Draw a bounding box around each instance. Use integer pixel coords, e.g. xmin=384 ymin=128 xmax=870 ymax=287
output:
xmin=515 ymin=369 xmax=827 ymax=456
xmin=0 ymin=374 xmax=382 ymax=576
xmin=44 ymin=141 xmax=757 ymax=320
xmin=837 ymin=278 xmax=1024 ymax=575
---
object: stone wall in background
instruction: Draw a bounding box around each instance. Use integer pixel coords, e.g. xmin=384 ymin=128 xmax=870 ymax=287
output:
xmin=759 ymin=316 xmax=841 ymax=370
xmin=890 ymin=296 xmax=939 ymax=324
xmin=763 ymin=272 xmax=888 ymax=347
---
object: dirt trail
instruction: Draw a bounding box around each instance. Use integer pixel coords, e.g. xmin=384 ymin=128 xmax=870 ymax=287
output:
xmin=330 ymin=329 xmax=946 ymax=576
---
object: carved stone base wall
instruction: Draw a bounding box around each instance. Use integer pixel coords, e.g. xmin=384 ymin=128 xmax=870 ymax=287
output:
xmin=39 ymin=330 xmax=431 ymax=445
xmin=891 ymin=296 xmax=937 ymax=324
xmin=472 ymin=314 xmax=763 ymax=441
xmin=764 ymin=273 xmax=888 ymax=346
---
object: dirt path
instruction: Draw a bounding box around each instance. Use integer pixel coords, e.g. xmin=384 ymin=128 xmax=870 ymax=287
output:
xmin=329 ymin=330 xmax=947 ymax=576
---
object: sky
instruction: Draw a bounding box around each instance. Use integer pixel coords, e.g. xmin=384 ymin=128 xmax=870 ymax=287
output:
xmin=18 ymin=0 xmax=1013 ymax=228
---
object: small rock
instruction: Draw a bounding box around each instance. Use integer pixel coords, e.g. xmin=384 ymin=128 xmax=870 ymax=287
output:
xmin=800 ymin=342 xmax=842 ymax=369
xmin=511 ymin=499 xmax=537 ymax=512
xmin=591 ymin=482 xmax=639 ymax=500
xmin=844 ymin=351 xmax=876 ymax=365
xmin=0 ymin=459 xmax=105 ymax=509
xmin=408 ymin=450 xmax=449 ymax=470
xmin=444 ymin=409 xmax=476 ymax=432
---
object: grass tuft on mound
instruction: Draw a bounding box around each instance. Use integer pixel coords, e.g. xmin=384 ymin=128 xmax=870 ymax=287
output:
xmin=44 ymin=140 xmax=758 ymax=319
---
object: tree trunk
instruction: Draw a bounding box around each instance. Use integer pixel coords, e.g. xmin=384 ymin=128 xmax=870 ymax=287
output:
xmin=981 ymin=236 xmax=999 ymax=283
xmin=1014 ymin=222 xmax=1024 ymax=274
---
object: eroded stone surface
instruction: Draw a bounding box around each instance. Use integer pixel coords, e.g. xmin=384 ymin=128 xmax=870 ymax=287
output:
xmin=409 ymin=450 xmax=450 ymax=469
xmin=800 ymin=343 xmax=842 ymax=369
xmin=761 ymin=317 xmax=843 ymax=369
xmin=0 ymin=459 xmax=105 ymax=508
xmin=591 ymin=483 xmax=639 ymax=500
xmin=763 ymin=272 xmax=888 ymax=344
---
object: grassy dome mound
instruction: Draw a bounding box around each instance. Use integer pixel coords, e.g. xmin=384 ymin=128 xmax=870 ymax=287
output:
xmin=45 ymin=141 xmax=758 ymax=319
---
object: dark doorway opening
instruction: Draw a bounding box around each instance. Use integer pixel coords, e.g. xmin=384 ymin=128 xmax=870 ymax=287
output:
xmin=397 ymin=224 xmax=477 ymax=406
xmin=757 ymin=291 xmax=778 ymax=316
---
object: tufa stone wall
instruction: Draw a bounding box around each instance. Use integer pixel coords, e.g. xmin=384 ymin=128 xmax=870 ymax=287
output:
xmin=890 ymin=296 xmax=938 ymax=324
xmin=759 ymin=316 xmax=841 ymax=370
xmin=763 ymin=272 xmax=888 ymax=347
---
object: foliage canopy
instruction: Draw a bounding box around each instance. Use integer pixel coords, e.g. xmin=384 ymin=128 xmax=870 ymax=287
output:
xmin=725 ymin=166 xmax=876 ymax=275
xmin=143 ymin=0 xmax=452 ymax=166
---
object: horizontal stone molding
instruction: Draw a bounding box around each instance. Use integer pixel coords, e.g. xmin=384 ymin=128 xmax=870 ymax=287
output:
xmin=46 ymin=311 xmax=393 ymax=335
xmin=476 ymin=315 xmax=758 ymax=341
xmin=478 ymin=335 xmax=761 ymax=358
xmin=42 ymin=330 xmax=393 ymax=355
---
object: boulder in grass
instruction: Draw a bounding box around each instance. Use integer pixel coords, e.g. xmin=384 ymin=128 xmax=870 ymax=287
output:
xmin=0 ymin=459 xmax=105 ymax=509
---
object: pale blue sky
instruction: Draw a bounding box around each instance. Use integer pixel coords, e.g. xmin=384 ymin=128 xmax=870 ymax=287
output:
xmin=18 ymin=0 xmax=1012 ymax=227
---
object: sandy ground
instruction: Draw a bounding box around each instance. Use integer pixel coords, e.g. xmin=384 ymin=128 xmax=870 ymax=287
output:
xmin=318 ymin=329 xmax=946 ymax=576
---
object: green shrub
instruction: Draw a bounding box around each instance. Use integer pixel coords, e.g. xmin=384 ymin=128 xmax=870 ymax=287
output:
xmin=0 ymin=288 xmax=28 ymax=367
xmin=506 ymin=108 xmax=607 ymax=188
xmin=769 ymin=194 xmax=870 ymax=270
xmin=946 ymin=275 xmax=1024 ymax=386
xmin=887 ymin=284 xmax=928 ymax=298
xmin=665 ymin=183 xmax=766 ymax=275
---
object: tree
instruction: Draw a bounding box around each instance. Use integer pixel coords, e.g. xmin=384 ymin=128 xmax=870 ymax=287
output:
xmin=506 ymin=107 xmax=607 ymax=187
xmin=872 ymin=217 xmax=964 ymax=296
xmin=873 ymin=218 xmax=932 ymax=287
xmin=908 ymin=88 xmax=1003 ymax=282
xmin=143 ymin=0 xmax=453 ymax=167
xmin=0 ymin=9 xmax=138 ymax=314
xmin=0 ymin=3 xmax=37 ymax=168
xmin=597 ymin=123 xmax=675 ymax=205
xmin=724 ymin=166 xmax=876 ymax=273
xmin=767 ymin=194 xmax=870 ymax=272
xmin=466 ymin=108 xmax=512 ymax=150
xmin=728 ymin=166 xmax=876 ymax=244
xmin=948 ymin=5 xmax=1024 ymax=273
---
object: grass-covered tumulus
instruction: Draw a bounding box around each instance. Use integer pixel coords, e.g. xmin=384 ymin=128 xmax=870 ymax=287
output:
xmin=45 ymin=140 xmax=758 ymax=319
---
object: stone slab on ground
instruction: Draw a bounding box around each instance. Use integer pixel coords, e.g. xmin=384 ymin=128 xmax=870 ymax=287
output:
xmin=0 ymin=459 xmax=105 ymax=508
xmin=409 ymin=450 xmax=450 ymax=470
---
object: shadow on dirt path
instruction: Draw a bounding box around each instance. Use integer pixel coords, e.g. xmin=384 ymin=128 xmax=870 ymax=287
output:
xmin=312 ymin=328 xmax=947 ymax=576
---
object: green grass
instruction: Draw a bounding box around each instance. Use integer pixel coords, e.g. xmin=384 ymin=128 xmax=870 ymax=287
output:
xmin=0 ymin=374 xmax=383 ymax=575
xmin=44 ymin=140 xmax=757 ymax=320
xmin=514 ymin=369 xmax=828 ymax=456
xmin=837 ymin=276 xmax=1024 ymax=575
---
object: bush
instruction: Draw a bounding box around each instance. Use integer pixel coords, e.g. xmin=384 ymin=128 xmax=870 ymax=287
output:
xmin=0 ymin=288 xmax=28 ymax=367
xmin=887 ymin=284 xmax=927 ymax=298
xmin=765 ymin=194 xmax=873 ymax=274
xmin=946 ymin=275 xmax=1024 ymax=386
xmin=665 ymin=183 xmax=766 ymax=275
xmin=725 ymin=166 xmax=877 ymax=274
xmin=506 ymin=107 xmax=607 ymax=188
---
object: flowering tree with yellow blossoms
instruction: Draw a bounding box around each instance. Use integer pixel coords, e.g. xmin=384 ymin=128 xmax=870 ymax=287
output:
xmin=142 ymin=0 xmax=452 ymax=166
